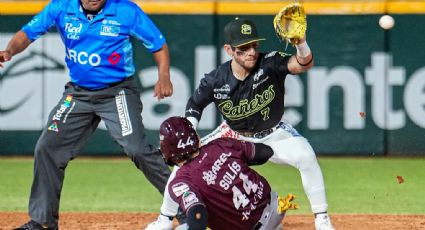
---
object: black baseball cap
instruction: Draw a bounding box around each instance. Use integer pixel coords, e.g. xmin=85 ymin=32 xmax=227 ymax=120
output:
xmin=224 ymin=17 xmax=265 ymax=47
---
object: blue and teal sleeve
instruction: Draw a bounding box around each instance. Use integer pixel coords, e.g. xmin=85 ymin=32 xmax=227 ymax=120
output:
xmin=21 ymin=0 xmax=59 ymax=41
xmin=130 ymin=6 xmax=166 ymax=53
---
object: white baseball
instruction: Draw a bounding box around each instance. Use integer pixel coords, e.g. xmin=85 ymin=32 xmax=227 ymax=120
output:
xmin=379 ymin=15 xmax=395 ymax=30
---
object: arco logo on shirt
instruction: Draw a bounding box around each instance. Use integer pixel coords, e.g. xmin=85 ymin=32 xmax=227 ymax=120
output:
xmin=66 ymin=48 xmax=101 ymax=66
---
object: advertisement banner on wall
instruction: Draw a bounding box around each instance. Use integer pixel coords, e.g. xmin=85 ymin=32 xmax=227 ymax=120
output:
xmin=1 ymin=12 xmax=425 ymax=155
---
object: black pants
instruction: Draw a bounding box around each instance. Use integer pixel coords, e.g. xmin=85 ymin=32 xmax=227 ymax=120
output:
xmin=28 ymin=77 xmax=171 ymax=227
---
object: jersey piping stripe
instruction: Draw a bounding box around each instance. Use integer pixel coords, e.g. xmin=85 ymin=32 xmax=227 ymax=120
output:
xmin=1 ymin=1 xmax=425 ymax=15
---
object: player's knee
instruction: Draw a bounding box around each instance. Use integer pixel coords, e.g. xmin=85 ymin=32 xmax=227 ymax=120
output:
xmin=296 ymin=149 xmax=319 ymax=170
xmin=34 ymin=136 xmax=74 ymax=167
xmin=34 ymin=135 xmax=55 ymax=158
xmin=296 ymin=149 xmax=321 ymax=173
xmin=298 ymin=155 xmax=320 ymax=172
xmin=272 ymin=137 xmax=318 ymax=168
xmin=124 ymin=148 xmax=141 ymax=159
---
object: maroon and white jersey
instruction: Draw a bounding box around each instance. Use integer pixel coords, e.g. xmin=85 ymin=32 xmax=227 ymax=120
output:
xmin=168 ymin=138 xmax=272 ymax=230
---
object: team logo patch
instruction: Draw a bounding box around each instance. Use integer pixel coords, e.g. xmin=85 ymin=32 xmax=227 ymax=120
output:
xmin=213 ymin=84 xmax=230 ymax=100
xmin=64 ymin=22 xmax=83 ymax=40
xmin=213 ymin=84 xmax=230 ymax=93
xmin=48 ymin=121 xmax=59 ymax=132
xmin=252 ymin=76 xmax=270 ymax=90
xmin=264 ymin=51 xmax=277 ymax=58
xmin=198 ymin=152 xmax=208 ymax=164
xmin=27 ymin=18 xmax=39 ymax=27
xmin=278 ymin=52 xmax=291 ymax=57
xmin=213 ymin=93 xmax=229 ymax=100
xmin=102 ymin=19 xmax=121 ymax=26
xmin=241 ymin=24 xmax=252 ymax=35
xmin=171 ymin=182 xmax=190 ymax=197
xmin=185 ymin=108 xmax=200 ymax=116
xmin=52 ymin=95 xmax=73 ymax=122
xmin=108 ymin=52 xmax=120 ymax=65
xmin=182 ymin=191 xmax=199 ymax=209
xmin=100 ymin=25 xmax=120 ymax=37
xmin=279 ymin=123 xmax=301 ymax=137
xmin=253 ymin=69 xmax=264 ymax=82
xmin=202 ymin=152 xmax=232 ymax=185
xmin=202 ymin=170 xmax=217 ymax=185
xmin=64 ymin=95 xmax=73 ymax=105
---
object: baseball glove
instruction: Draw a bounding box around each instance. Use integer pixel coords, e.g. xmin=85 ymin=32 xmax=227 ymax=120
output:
xmin=273 ymin=3 xmax=307 ymax=45
xmin=278 ymin=193 xmax=299 ymax=213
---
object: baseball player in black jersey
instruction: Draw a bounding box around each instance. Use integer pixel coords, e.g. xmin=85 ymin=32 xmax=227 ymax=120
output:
xmin=158 ymin=116 xmax=298 ymax=230
xmin=147 ymin=18 xmax=335 ymax=230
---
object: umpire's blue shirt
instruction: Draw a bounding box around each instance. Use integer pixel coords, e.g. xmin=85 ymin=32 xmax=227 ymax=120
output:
xmin=22 ymin=0 xmax=166 ymax=89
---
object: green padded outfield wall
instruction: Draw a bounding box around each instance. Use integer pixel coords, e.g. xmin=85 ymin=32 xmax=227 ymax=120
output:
xmin=1 ymin=1 xmax=424 ymax=155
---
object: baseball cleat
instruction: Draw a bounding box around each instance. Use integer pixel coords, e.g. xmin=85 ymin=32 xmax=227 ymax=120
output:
xmin=13 ymin=220 xmax=58 ymax=230
xmin=315 ymin=213 xmax=336 ymax=230
xmin=144 ymin=214 xmax=173 ymax=230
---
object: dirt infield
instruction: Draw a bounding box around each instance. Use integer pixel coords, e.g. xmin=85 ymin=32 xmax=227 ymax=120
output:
xmin=1 ymin=212 xmax=424 ymax=229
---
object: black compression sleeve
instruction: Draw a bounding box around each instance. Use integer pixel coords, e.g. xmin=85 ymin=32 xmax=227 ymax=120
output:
xmin=248 ymin=143 xmax=273 ymax=166
xmin=186 ymin=204 xmax=208 ymax=230
xmin=185 ymin=96 xmax=203 ymax=121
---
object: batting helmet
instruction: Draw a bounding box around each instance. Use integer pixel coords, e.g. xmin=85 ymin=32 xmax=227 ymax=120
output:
xmin=159 ymin=116 xmax=200 ymax=166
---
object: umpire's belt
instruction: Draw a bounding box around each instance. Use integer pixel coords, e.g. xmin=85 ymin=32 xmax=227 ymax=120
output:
xmin=239 ymin=122 xmax=283 ymax=139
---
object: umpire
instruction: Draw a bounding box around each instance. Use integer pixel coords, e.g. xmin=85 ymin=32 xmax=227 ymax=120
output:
xmin=0 ymin=0 xmax=172 ymax=229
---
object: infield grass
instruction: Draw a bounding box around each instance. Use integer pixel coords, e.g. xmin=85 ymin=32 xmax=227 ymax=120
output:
xmin=0 ymin=157 xmax=424 ymax=214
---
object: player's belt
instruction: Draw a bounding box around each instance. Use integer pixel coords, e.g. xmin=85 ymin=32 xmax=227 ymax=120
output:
xmin=71 ymin=76 xmax=134 ymax=91
xmin=252 ymin=222 xmax=262 ymax=230
xmin=238 ymin=122 xmax=283 ymax=139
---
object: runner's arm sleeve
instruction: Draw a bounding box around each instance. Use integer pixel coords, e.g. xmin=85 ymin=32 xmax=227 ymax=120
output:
xmin=248 ymin=143 xmax=273 ymax=166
